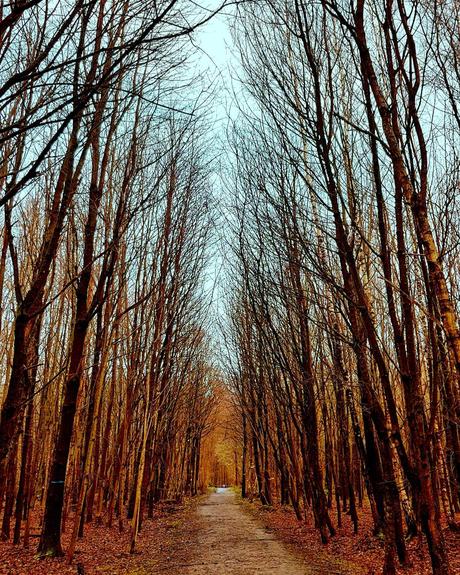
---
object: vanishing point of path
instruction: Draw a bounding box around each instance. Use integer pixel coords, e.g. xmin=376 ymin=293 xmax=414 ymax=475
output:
xmin=163 ymin=488 xmax=320 ymax=575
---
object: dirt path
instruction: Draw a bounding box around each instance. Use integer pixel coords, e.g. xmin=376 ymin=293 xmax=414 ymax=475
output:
xmin=164 ymin=488 xmax=310 ymax=574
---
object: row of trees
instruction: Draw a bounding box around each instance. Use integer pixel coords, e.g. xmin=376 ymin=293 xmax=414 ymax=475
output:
xmin=225 ymin=2 xmax=459 ymax=575
xmin=0 ymin=0 xmax=220 ymax=561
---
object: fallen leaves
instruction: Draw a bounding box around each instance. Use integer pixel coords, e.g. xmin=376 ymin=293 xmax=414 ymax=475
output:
xmin=0 ymin=499 xmax=199 ymax=575
xmin=241 ymin=499 xmax=460 ymax=575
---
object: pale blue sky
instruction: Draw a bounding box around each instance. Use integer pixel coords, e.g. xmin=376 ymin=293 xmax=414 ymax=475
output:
xmin=197 ymin=12 xmax=232 ymax=71
xmin=194 ymin=8 xmax=236 ymax=125
xmin=193 ymin=8 xmax=238 ymax=331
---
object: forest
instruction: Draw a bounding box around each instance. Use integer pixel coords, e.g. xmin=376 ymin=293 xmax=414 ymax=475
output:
xmin=0 ymin=1 xmax=459 ymax=575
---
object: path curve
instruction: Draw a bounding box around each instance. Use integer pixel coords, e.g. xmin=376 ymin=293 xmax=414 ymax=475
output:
xmin=178 ymin=488 xmax=309 ymax=574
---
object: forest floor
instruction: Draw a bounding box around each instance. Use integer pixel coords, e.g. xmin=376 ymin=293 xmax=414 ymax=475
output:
xmin=1 ymin=489 xmax=459 ymax=574
xmin=241 ymin=494 xmax=460 ymax=575
xmin=0 ymin=496 xmax=204 ymax=575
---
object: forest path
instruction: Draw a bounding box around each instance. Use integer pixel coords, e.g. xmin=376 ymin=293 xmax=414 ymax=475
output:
xmin=164 ymin=488 xmax=311 ymax=574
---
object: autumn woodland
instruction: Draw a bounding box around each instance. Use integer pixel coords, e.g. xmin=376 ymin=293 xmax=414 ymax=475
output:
xmin=0 ymin=1 xmax=459 ymax=574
